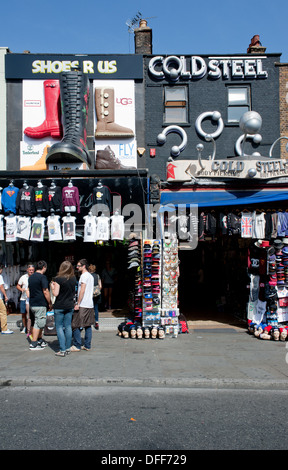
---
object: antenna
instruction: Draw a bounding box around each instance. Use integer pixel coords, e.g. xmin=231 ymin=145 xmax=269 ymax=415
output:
xmin=126 ymin=12 xmax=156 ymax=33
xmin=126 ymin=11 xmax=142 ymax=33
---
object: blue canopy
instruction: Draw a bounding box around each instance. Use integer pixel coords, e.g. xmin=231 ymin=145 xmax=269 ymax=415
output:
xmin=160 ymin=187 xmax=288 ymax=208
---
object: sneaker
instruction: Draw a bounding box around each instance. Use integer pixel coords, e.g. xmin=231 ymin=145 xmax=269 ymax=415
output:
xmin=81 ymin=346 xmax=90 ymax=351
xmin=55 ymin=351 xmax=66 ymax=357
xmin=29 ymin=342 xmax=44 ymax=350
xmin=70 ymin=345 xmax=81 ymax=352
xmin=1 ymin=329 xmax=14 ymax=334
xmin=38 ymin=339 xmax=48 ymax=348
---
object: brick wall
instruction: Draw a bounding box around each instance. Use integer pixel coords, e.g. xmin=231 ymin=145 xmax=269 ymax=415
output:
xmin=279 ymin=65 xmax=288 ymax=158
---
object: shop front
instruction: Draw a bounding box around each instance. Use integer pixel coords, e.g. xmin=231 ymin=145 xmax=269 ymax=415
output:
xmin=0 ymin=170 xmax=148 ymax=321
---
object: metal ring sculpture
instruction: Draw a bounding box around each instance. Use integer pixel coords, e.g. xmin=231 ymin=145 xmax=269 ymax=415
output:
xmin=195 ymin=111 xmax=224 ymax=139
xmin=157 ymin=125 xmax=188 ymax=157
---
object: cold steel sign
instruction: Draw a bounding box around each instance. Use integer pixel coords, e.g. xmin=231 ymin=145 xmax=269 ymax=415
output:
xmin=148 ymin=55 xmax=268 ymax=80
xmin=5 ymin=54 xmax=143 ymax=79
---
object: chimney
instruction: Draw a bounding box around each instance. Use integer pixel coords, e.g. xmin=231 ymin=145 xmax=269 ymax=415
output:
xmin=247 ymin=35 xmax=266 ymax=54
xmin=134 ymin=19 xmax=152 ymax=54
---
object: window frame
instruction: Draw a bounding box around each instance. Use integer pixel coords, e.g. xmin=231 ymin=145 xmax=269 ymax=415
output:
xmin=227 ymin=85 xmax=251 ymax=124
xmin=163 ymin=86 xmax=189 ymax=125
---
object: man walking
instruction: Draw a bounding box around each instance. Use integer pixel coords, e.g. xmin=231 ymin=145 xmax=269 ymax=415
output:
xmin=17 ymin=264 xmax=35 ymax=334
xmin=71 ymin=259 xmax=94 ymax=351
xmin=0 ymin=265 xmax=14 ymax=335
xmin=28 ymin=260 xmax=52 ymax=350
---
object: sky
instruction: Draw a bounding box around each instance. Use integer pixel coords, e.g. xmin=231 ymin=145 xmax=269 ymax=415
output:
xmin=1 ymin=0 xmax=287 ymax=62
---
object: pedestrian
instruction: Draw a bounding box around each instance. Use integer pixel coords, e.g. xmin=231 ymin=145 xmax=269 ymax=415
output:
xmin=88 ymin=263 xmax=102 ymax=330
xmin=27 ymin=260 xmax=52 ymax=350
xmin=50 ymin=261 xmax=77 ymax=357
xmin=101 ymin=259 xmax=117 ymax=310
xmin=71 ymin=259 xmax=94 ymax=351
xmin=0 ymin=265 xmax=13 ymax=335
xmin=16 ymin=264 xmax=35 ymax=334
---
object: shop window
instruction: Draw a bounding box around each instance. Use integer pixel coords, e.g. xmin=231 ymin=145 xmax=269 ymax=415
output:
xmin=227 ymin=86 xmax=250 ymax=123
xmin=164 ymin=86 xmax=188 ymax=124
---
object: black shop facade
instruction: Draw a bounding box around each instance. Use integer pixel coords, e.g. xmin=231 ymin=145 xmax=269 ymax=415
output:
xmin=143 ymin=50 xmax=288 ymax=337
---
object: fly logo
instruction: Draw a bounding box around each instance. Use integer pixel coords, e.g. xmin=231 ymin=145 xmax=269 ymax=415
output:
xmin=97 ymin=60 xmax=117 ymax=74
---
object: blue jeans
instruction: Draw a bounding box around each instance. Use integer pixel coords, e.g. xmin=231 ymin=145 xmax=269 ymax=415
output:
xmin=73 ymin=326 xmax=92 ymax=350
xmin=54 ymin=308 xmax=74 ymax=352
xmin=94 ymin=301 xmax=99 ymax=322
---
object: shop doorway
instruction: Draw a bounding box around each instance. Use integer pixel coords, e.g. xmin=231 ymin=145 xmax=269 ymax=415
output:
xmin=178 ymin=238 xmax=249 ymax=324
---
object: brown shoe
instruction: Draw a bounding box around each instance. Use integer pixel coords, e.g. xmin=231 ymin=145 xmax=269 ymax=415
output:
xmin=96 ymin=146 xmax=136 ymax=170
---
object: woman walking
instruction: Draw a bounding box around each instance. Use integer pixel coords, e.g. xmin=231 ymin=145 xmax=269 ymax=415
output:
xmin=50 ymin=261 xmax=77 ymax=356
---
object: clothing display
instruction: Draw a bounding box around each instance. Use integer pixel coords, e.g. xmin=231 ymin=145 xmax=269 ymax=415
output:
xmin=142 ymin=239 xmax=162 ymax=327
xmin=96 ymin=215 xmax=110 ymax=240
xmin=161 ymin=237 xmax=179 ymax=335
xmin=30 ymin=216 xmax=45 ymax=242
xmin=2 ymin=184 xmax=19 ymax=214
xmin=5 ymin=215 xmax=18 ymax=242
xmin=83 ymin=214 xmax=97 ymax=242
xmin=16 ymin=185 xmax=36 ymax=216
xmin=62 ymin=184 xmax=80 ymax=213
xmin=48 ymin=184 xmax=62 ymax=212
xmin=92 ymin=184 xmax=112 ymax=213
xmin=34 ymin=183 xmax=49 ymax=213
xmin=110 ymin=214 xmax=125 ymax=240
xmin=16 ymin=216 xmax=31 ymax=241
xmin=62 ymin=215 xmax=76 ymax=241
xmin=47 ymin=215 xmax=62 ymax=241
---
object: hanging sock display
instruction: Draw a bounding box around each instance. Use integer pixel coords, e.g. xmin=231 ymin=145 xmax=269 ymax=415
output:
xmin=46 ymin=70 xmax=92 ymax=168
xmin=24 ymin=80 xmax=63 ymax=139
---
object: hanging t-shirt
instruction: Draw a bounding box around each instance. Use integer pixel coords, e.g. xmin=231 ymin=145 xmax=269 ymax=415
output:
xmin=62 ymin=216 xmax=76 ymax=241
xmin=16 ymin=186 xmax=36 ymax=216
xmin=16 ymin=216 xmax=31 ymax=240
xmin=92 ymin=185 xmax=112 ymax=213
xmin=47 ymin=215 xmax=62 ymax=241
xmin=48 ymin=185 xmax=62 ymax=212
xmin=252 ymin=211 xmax=266 ymax=240
xmin=62 ymin=186 xmax=80 ymax=213
xmin=5 ymin=215 xmax=18 ymax=242
xmin=30 ymin=216 xmax=45 ymax=242
xmin=34 ymin=185 xmax=49 ymax=213
xmin=96 ymin=215 xmax=110 ymax=240
xmin=0 ymin=215 xmax=4 ymax=241
xmin=83 ymin=215 xmax=97 ymax=242
xmin=110 ymin=214 xmax=125 ymax=240
xmin=241 ymin=212 xmax=253 ymax=238
xmin=2 ymin=185 xmax=19 ymax=214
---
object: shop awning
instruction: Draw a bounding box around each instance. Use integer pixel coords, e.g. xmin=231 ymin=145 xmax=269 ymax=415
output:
xmin=160 ymin=187 xmax=288 ymax=208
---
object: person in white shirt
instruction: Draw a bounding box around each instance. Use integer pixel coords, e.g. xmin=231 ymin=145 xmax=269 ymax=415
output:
xmin=0 ymin=265 xmax=13 ymax=334
xmin=71 ymin=259 xmax=95 ymax=351
xmin=16 ymin=264 xmax=35 ymax=333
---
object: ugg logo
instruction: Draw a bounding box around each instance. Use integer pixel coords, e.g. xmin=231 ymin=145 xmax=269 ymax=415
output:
xmin=116 ymin=98 xmax=132 ymax=105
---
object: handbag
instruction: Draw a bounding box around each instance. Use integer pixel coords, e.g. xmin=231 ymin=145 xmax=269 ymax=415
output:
xmin=93 ymin=285 xmax=101 ymax=297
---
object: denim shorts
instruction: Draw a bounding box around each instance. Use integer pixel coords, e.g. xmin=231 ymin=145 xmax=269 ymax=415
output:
xmin=31 ymin=306 xmax=47 ymax=329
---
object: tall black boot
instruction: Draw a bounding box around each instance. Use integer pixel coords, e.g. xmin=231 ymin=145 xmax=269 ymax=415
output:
xmin=46 ymin=70 xmax=92 ymax=168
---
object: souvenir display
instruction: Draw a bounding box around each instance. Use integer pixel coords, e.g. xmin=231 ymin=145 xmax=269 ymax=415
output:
xmin=62 ymin=181 xmax=80 ymax=213
xmin=30 ymin=215 xmax=45 ymax=242
xmin=2 ymin=182 xmax=19 ymax=214
xmin=16 ymin=182 xmax=36 ymax=216
xmin=48 ymin=181 xmax=62 ymax=212
xmin=247 ymin=237 xmax=288 ymax=341
xmin=83 ymin=213 xmax=97 ymax=242
xmin=62 ymin=215 xmax=76 ymax=241
xmin=161 ymin=237 xmax=179 ymax=335
xmin=47 ymin=214 xmax=62 ymax=241
xmin=34 ymin=181 xmax=49 ymax=213
xmin=142 ymin=239 xmax=161 ymax=328
xmin=110 ymin=212 xmax=125 ymax=240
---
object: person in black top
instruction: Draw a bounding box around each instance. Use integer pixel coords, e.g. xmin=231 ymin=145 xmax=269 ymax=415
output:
xmin=50 ymin=261 xmax=77 ymax=356
xmin=28 ymin=260 xmax=52 ymax=350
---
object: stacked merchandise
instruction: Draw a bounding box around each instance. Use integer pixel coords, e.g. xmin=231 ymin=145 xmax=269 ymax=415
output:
xmin=142 ymin=239 xmax=162 ymax=330
xmin=247 ymin=238 xmax=288 ymax=341
xmin=127 ymin=234 xmax=142 ymax=321
xmin=161 ymin=237 xmax=179 ymax=336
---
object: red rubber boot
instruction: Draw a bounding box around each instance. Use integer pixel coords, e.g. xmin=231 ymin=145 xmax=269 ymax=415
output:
xmin=24 ymin=80 xmax=63 ymax=139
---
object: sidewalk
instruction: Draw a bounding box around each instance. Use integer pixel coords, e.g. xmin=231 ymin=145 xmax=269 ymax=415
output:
xmin=2 ymin=314 xmax=288 ymax=389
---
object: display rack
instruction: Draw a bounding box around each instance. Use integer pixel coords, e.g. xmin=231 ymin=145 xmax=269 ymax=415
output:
xmin=142 ymin=239 xmax=162 ymax=327
xmin=161 ymin=237 xmax=179 ymax=336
